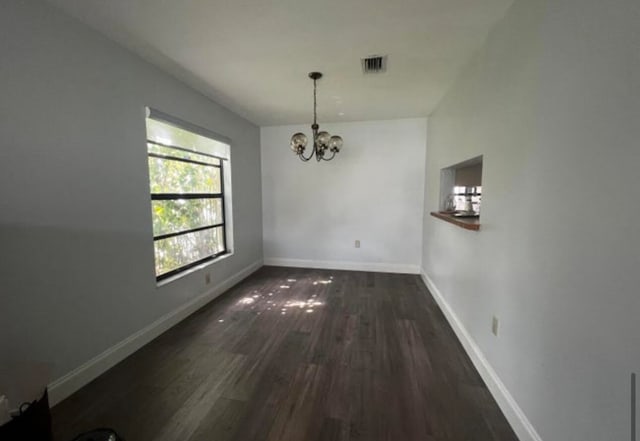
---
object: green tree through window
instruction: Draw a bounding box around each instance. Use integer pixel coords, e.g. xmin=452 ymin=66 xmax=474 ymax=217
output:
xmin=146 ymin=115 xmax=230 ymax=280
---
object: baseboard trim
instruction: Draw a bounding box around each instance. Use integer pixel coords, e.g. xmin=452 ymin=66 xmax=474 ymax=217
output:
xmin=264 ymin=257 xmax=420 ymax=274
xmin=419 ymin=270 xmax=543 ymax=441
xmin=48 ymin=259 xmax=263 ymax=406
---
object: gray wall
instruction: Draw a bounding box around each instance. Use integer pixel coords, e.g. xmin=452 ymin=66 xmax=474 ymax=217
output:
xmin=261 ymin=119 xmax=426 ymax=273
xmin=0 ymin=0 xmax=262 ymax=384
xmin=422 ymin=0 xmax=640 ymax=439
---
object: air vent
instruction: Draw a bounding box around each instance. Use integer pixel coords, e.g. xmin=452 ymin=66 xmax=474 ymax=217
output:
xmin=361 ymin=55 xmax=387 ymax=74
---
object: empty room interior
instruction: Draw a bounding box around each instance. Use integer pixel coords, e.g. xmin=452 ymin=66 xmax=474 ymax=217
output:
xmin=1 ymin=0 xmax=639 ymax=440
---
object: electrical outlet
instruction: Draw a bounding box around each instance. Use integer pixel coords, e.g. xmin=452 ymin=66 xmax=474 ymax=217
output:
xmin=355 ymin=240 xmax=361 ymax=248
xmin=205 ymin=273 xmax=211 ymax=285
xmin=492 ymin=316 xmax=499 ymax=336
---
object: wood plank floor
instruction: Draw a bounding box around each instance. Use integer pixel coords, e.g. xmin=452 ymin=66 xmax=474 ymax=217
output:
xmin=52 ymin=267 xmax=519 ymax=441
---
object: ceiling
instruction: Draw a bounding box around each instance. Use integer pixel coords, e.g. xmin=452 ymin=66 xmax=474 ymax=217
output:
xmin=45 ymin=0 xmax=513 ymax=126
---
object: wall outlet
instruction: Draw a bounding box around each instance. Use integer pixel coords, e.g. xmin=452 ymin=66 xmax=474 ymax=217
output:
xmin=492 ymin=316 xmax=499 ymax=336
xmin=205 ymin=273 xmax=211 ymax=285
xmin=355 ymin=240 xmax=361 ymax=248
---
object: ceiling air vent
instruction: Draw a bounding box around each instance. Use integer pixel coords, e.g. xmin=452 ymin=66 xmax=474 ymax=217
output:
xmin=361 ymin=55 xmax=387 ymax=74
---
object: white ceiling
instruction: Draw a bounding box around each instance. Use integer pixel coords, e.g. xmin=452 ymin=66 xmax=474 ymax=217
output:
xmin=45 ymin=0 xmax=513 ymax=126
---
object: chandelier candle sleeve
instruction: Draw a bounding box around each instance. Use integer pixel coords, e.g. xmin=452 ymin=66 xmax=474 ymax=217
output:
xmin=289 ymin=72 xmax=343 ymax=162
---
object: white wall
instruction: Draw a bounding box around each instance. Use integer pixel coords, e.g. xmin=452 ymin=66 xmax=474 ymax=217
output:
xmin=262 ymin=119 xmax=426 ymax=274
xmin=422 ymin=0 xmax=640 ymax=440
xmin=0 ymin=0 xmax=262 ymax=402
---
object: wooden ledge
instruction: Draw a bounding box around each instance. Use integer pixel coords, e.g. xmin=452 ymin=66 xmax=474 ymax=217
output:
xmin=430 ymin=211 xmax=480 ymax=231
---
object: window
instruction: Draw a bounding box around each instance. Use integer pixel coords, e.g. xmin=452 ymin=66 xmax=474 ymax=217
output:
xmin=439 ymin=156 xmax=483 ymax=215
xmin=145 ymin=110 xmax=231 ymax=281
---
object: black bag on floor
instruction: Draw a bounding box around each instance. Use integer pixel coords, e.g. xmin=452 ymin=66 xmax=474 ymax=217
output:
xmin=0 ymin=389 xmax=53 ymax=441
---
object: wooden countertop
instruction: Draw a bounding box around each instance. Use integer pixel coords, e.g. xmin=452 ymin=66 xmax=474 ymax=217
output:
xmin=430 ymin=211 xmax=480 ymax=231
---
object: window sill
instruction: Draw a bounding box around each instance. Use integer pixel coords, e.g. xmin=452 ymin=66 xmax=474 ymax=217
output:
xmin=156 ymin=251 xmax=234 ymax=287
xmin=430 ymin=211 xmax=480 ymax=231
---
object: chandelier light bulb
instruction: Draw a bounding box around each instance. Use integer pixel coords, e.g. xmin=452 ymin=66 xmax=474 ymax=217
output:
xmin=290 ymin=132 xmax=308 ymax=152
xmin=329 ymin=135 xmax=343 ymax=152
xmin=316 ymin=131 xmax=331 ymax=149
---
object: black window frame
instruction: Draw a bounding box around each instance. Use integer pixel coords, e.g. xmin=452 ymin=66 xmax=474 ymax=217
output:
xmin=146 ymin=136 xmax=229 ymax=282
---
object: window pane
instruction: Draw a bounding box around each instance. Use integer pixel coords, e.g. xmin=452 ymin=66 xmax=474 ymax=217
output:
xmin=151 ymin=199 xmax=223 ymax=236
xmin=148 ymin=142 xmax=220 ymax=165
xmin=148 ymin=157 xmax=221 ymax=194
xmin=211 ymin=226 xmax=225 ymax=254
xmin=154 ymin=227 xmax=225 ymax=277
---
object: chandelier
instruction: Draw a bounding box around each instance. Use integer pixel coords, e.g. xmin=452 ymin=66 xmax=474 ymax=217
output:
xmin=290 ymin=72 xmax=343 ymax=162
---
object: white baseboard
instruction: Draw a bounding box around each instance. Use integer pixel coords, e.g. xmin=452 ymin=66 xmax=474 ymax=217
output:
xmin=48 ymin=259 xmax=263 ymax=406
xmin=264 ymin=257 xmax=420 ymax=274
xmin=419 ymin=270 xmax=543 ymax=441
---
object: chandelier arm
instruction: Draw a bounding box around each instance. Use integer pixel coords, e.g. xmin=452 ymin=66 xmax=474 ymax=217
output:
xmin=320 ymin=151 xmax=336 ymax=161
xmin=298 ymin=148 xmax=314 ymax=161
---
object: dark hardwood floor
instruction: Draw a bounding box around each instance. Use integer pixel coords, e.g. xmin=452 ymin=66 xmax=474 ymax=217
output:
xmin=52 ymin=266 xmax=518 ymax=441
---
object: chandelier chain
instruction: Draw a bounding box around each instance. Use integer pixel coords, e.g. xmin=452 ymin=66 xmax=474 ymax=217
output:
xmin=313 ymin=78 xmax=317 ymax=126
